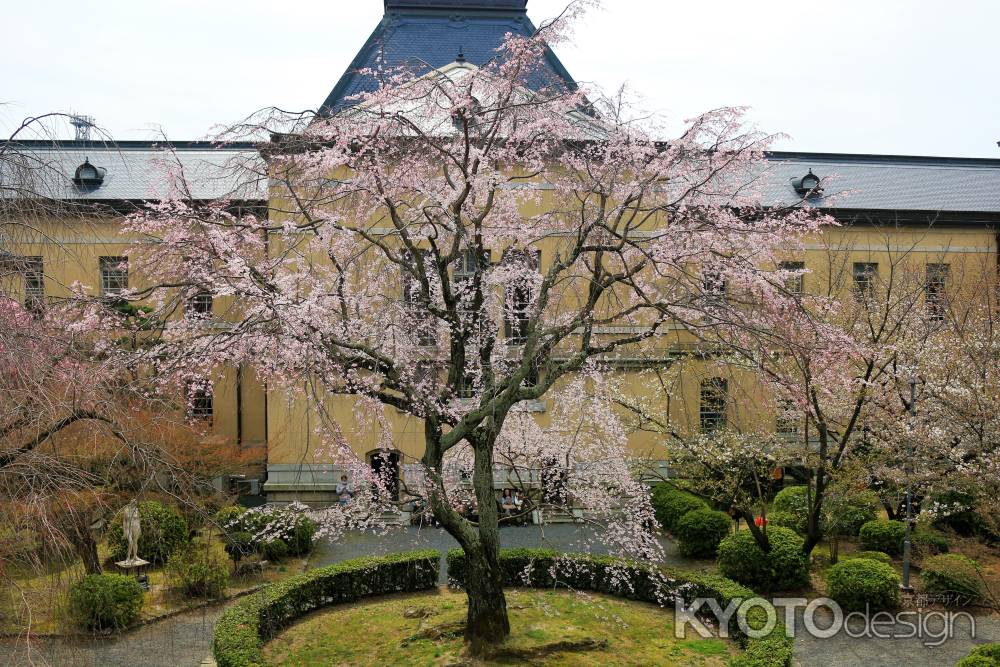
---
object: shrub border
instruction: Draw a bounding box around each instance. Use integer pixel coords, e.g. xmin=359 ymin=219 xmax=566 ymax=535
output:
xmin=448 ymin=548 xmax=794 ymax=667
xmin=212 ymin=550 xmax=441 ymax=667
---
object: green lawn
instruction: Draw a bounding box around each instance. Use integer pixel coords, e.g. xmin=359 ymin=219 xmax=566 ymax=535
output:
xmin=262 ymin=587 xmax=738 ymax=666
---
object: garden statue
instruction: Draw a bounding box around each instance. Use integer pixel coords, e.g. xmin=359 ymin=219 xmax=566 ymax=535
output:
xmin=122 ymin=500 xmax=142 ymax=566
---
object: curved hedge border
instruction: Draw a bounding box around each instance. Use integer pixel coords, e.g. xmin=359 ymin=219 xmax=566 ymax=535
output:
xmin=213 ymin=550 xmax=440 ymax=667
xmin=448 ymin=548 xmax=793 ymax=667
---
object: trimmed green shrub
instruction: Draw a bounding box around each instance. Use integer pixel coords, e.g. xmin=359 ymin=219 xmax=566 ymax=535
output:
xmin=913 ymin=529 xmax=950 ymax=557
xmin=675 ymin=509 xmax=731 ymax=558
xmin=213 ymin=551 xmax=441 ymax=667
xmin=717 ymin=526 xmax=809 ymax=591
xmin=848 ymin=551 xmax=893 ymax=564
xmin=768 ymin=510 xmax=805 ymax=535
xmin=68 ymin=574 xmax=144 ymax=630
xmin=447 ymin=547 xmax=794 ymax=667
xmin=166 ymin=544 xmax=230 ymax=598
xmin=772 ymin=487 xmax=809 ymax=525
xmin=826 ymin=558 xmax=900 ymax=611
xmin=921 ymin=554 xmax=984 ymax=605
xmin=107 ymin=501 xmax=189 ymax=564
xmin=859 ymin=519 xmax=906 ymax=556
xmin=957 ymin=644 xmax=1000 ymax=667
xmin=650 ymin=484 xmax=708 ymax=533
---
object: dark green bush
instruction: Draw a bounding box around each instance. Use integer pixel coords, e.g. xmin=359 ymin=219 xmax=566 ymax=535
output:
xmin=921 ymin=554 xmax=984 ymax=605
xmin=213 ymin=551 xmax=441 ymax=667
xmin=224 ymin=531 xmax=253 ymax=565
xmin=828 ymin=492 xmax=880 ymax=537
xmin=913 ymin=528 xmax=950 ymax=557
xmin=826 ymin=558 xmax=900 ymax=611
xmin=214 ymin=505 xmax=246 ymax=530
xmin=770 ymin=487 xmax=878 ymax=537
xmin=447 ymin=547 xmax=793 ymax=667
xmin=675 ymin=509 xmax=731 ymax=558
xmin=286 ymin=516 xmax=318 ymax=556
xmin=214 ymin=504 xmax=316 ymax=559
xmin=932 ymin=490 xmax=992 ymax=539
xmin=166 ymin=544 xmax=230 ymax=598
xmin=957 ymin=644 xmax=1000 ymax=667
xmin=717 ymin=526 xmax=809 ymax=591
xmin=650 ymin=484 xmax=707 ymax=533
xmin=859 ymin=519 xmax=906 ymax=555
xmin=107 ymin=501 xmax=189 ymax=564
xmin=848 ymin=551 xmax=892 ymax=564
xmin=68 ymin=574 xmax=144 ymax=630
xmin=259 ymin=538 xmax=289 ymax=562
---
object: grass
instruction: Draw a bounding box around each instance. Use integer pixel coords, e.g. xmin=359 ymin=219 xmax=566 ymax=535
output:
xmin=0 ymin=531 xmax=309 ymax=635
xmin=261 ymin=587 xmax=738 ymax=666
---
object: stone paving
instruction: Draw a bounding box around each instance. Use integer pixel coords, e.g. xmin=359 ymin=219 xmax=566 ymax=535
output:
xmin=1 ymin=526 xmax=996 ymax=666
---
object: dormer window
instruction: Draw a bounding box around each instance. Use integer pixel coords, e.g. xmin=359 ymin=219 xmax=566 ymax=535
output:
xmin=791 ymin=169 xmax=822 ymax=197
xmin=72 ymin=158 xmax=106 ymax=189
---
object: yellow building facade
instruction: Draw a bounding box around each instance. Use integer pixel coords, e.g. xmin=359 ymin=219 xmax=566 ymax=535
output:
xmin=5 ymin=0 xmax=1000 ymax=503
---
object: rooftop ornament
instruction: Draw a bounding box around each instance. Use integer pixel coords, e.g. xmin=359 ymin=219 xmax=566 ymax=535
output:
xmin=791 ymin=169 xmax=822 ymax=198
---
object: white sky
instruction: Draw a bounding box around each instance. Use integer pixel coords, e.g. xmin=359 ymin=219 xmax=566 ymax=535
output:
xmin=2 ymin=0 xmax=998 ymax=157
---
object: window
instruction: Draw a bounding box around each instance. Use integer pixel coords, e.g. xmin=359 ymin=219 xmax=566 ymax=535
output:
xmin=22 ymin=257 xmax=44 ymax=314
xmin=454 ymin=248 xmax=487 ymax=339
xmin=100 ymin=256 xmax=128 ymax=297
xmin=504 ymin=250 xmax=538 ymax=346
xmin=402 ymin=249 xmax=435 ymax=346
xmin=779 ymin=261 xmax=805 ymax=296
xmin=456 ymin=366 xmax=478 ymax=399
xmin=186 ymin=382 xmax=213 ymax=422
xmin=703 ymin=268 xmax=727 ymax=306
xmin=776 ymin=398 xmax=799 ymax=436
xmin=852 ymin=262 xmax=877 ymax=300
xmin=699 ymin=377 xmax=728 ymax=433
xmin=926 ymin=263 xmax=949 ymax=321
xmin=187 ymin=292 xmax=213 ymax=315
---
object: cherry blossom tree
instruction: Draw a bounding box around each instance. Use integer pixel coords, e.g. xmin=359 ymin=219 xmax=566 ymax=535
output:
xmin=116 ymin=4 xmax=828 ymax=648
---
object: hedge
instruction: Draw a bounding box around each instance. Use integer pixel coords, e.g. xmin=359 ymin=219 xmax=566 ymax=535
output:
xmin=957 ymin=643 xmax=1000 ymax=667
xmin=448 ymin=547 xmax=794 ymax=667
xmin=213 ymin=550 xmax=440 ymax=667
xmin=650 ymin=484 xmax=708 ymax=533
xmin=848 ymin=551 xmax=893 ymax=564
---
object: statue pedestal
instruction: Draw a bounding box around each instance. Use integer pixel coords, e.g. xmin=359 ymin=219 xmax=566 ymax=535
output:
xmin=115 ymin=558 xmax=151 ymax=590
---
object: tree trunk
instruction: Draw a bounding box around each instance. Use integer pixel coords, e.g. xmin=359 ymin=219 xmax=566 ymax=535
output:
xmin=463 ymin=434 xmax=510 ymax=650
xmin=462 ymin=544 xmax=510 ymax=651
xmin=77 ymin=536 xmax=103 ymax=575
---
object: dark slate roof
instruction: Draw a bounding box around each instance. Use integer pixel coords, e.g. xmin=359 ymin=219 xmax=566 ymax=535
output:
xmin=762 ymin=152 xmax=1000 ymax=216
xmin=1 ymin=141 xmax=265 ymax=202
xmin=386 ymin=0 xmax=528 ymax=9
xmin=319 ymin=0 xmax=576 ymax=114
